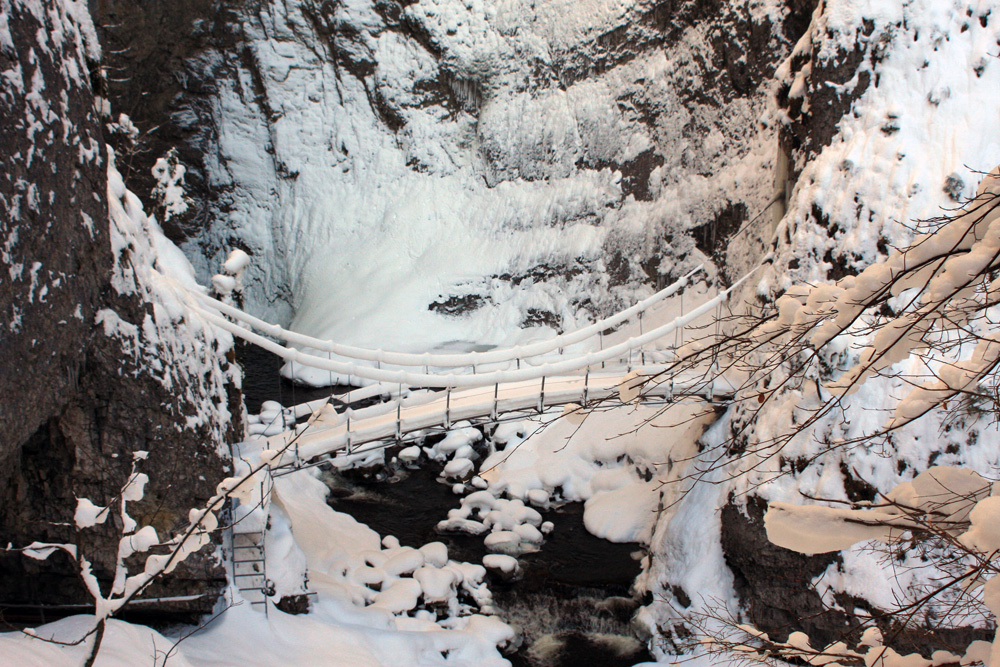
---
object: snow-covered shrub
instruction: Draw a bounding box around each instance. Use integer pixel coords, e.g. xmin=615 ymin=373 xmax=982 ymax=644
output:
xmin=6 ymin=451 xmax=225 ymax=666
xmin=151 ymin=148 xmax=191 ymax=224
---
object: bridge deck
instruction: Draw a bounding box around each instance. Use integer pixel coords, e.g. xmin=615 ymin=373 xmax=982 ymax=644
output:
xmin=261 ymin=367 xmax=734 ymax=471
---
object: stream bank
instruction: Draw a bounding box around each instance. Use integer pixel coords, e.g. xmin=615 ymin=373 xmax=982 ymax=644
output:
xmin=238 ymin=344 xmax=654 ymax=666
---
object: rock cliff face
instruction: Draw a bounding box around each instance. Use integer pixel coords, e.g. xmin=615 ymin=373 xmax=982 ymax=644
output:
xmin=0 ymin=0 xmax=108 ymax=467
xmin=25 ymin=0 xmax=876 ymax=640
xmin=87 ymin=0 xmax=241 ymax=242
xmin=689 ymin=0 xmax=1000 ymax=655
xmin=0 ymin=0 xmax=239 ymax=616
xmin=89 ymin=0 xmax=814 ymax=354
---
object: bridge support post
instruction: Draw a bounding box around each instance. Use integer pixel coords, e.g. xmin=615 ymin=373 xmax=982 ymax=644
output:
xmin=328 ymin=350 xmax=334 ymax=391
xmin=445 ymin=387 xmax=452 ymax=429
xmin=346 ymin=412 xmax=353 ymax=455
xmin=538 ymin=376 xmax=545 ymax=414
xmin=675 ymin=290 xmax=684 ymax=348
xmin=395 ymin=391 xmax=402 ymax=442
xmin=583 ymin=368 xmax=589 ymax=405
xmin=492 ymin=383 xmax=499 ymax=422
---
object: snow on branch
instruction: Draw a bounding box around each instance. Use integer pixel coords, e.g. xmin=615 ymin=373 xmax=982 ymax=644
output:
xmin=761 ymin=466 xmax=1000 ymax=667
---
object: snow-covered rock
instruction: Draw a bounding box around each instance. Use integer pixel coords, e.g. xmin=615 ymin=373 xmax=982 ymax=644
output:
xmin=0 ymin=0 xmax=238 ymax=615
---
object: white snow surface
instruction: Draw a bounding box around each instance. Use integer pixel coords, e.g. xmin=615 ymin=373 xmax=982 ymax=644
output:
xmin=14 ymin=0 xmax=1000 ymax=663
xmin=762 ymin=0 xmax=1000 ymax=293
xmin=104 ymin=147 xmax=237 ymax=447
xmin=190 ymin=0 xmax=786 ymax=378
xmin=1 ymin=459 xmax=513 ymax=667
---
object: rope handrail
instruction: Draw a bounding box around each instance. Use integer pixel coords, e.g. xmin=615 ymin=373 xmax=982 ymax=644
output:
xmin=191 ymin=266 xmax=704 ymax=369
xmin=191 ymin=267 xmax=754 ymax=389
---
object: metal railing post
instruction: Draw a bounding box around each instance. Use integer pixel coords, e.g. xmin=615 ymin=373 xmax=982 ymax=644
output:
xmin=395 ymin=386 xmax=402 ymax=442
xmin=538 ymin=376 xmax=545 ymax=414
xmin=492 ymin=383 xmax=499 ymax=422
xmin=445 ymin=387 xmax=452 ymax=429
xmin=639 ymin=311 xmax=645 ymax=365
xmin=677 ymin=290 xmax=684 ymax=347
xmin=346 ymin=411 xmax=352 ymax=454
xmin=599 ymin=331 xmax=605 ymax=369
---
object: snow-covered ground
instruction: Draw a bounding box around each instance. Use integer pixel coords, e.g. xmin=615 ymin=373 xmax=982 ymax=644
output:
xmin=0 ymin=392 xmax=722 ymax=667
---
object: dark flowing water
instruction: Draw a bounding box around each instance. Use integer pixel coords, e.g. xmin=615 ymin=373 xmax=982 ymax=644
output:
xmin=237 ymin=344 xmax=654 ymax=667
xmin=237 ymin=340 xmax=335 ymax=413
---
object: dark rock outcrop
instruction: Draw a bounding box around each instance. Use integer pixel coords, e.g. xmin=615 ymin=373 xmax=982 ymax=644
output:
xmin=87 ymin=0 xmax=241 ymax=243
xmin=0 ymin=0 xmax=109 ymax=466
xmin=720 ymin=497 xmax=848 ymax=646
xmin=0 ymin=0 xmax=239 ymax=619
xmin=721 ymin=495 xmax=995 ymax=657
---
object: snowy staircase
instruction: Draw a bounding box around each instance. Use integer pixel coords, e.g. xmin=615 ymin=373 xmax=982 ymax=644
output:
xmin=232 ymin=530 xmax=269 ymax=613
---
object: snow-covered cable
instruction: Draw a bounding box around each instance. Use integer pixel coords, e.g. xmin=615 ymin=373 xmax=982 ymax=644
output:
xmin=191 ymin=266 xmax=704 ymax=368
xmin=191 ymin=268 xmax=753 ymax=389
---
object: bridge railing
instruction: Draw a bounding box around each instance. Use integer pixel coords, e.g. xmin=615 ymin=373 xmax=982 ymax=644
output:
xmin=191 ymin=266 xmax=704 ymax=372
xmin=261 ymin=365 xmax=737 ymax=472
xmin=193 ymin=268 xmax=753 ymax=390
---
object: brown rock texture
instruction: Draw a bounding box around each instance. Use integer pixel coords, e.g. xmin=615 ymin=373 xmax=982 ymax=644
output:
xmin=0 ymin=0 xmax=240 ymax=618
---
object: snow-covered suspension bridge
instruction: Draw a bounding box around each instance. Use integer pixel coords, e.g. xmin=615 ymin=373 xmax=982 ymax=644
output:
xmin=189 ymin=265 xmax=750 ymax=474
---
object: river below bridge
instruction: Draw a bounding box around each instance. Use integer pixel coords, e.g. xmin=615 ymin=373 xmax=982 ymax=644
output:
xmin=238 ymin=343 xmax=655 ymax=667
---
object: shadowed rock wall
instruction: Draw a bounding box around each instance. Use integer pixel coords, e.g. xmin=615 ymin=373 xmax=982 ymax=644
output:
xmin=0 ymin=0 xmax=239 ymax=617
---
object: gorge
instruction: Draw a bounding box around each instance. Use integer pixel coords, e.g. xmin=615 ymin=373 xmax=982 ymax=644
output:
xmin=2 ymin=0 xmax=1000 ymax=665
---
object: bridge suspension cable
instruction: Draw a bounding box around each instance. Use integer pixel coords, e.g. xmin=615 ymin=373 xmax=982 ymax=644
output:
xmin=190 ymin=268 xmax=755 ymax=389
xmin=191 ymin=266 xmax=704 ymax=369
